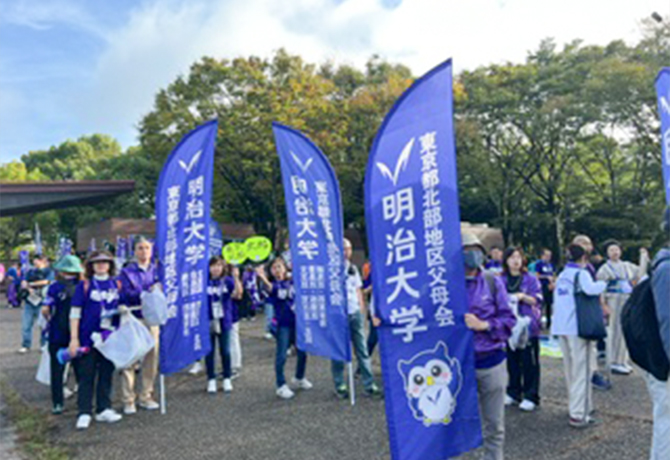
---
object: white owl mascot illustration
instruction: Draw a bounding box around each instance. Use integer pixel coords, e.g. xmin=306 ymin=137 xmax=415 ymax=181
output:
xmin=398 ymin=341 xmax=462 ymax=426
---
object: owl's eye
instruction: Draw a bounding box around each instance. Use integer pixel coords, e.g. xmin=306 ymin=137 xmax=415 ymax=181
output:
xmin=413 ymin=375 xmax=424 ymax=386
xmin=431 ymin=365 xmax=442 ymax=377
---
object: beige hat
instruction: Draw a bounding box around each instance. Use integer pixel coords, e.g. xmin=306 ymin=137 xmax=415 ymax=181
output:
xmin=461 ymin=232 xmax=486 ymax=253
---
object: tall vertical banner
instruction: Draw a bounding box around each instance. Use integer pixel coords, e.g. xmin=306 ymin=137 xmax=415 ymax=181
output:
xmin=209 ymin=221 xmax=224 ymax=257
xmin=272 ymin=122 xmax=351 ymax=362
xmin=19 ymin=250 xmax=29 ymax=272
xmin=57 ymin=238 xmax=72 ymax=259
xmin=365 ymin=60 xmax=481 ymax=460
xmin=656 ymin=68 xmax=670 ymax=204
xmin=116 ymin=235 xmax=128 ymax=261
xmin=34 ymin=223 xmax=42 ymax=256
xmin=156 ymin=119 xmax=217 ymax=374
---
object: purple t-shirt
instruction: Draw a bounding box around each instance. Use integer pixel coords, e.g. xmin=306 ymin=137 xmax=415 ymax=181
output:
xmin=72 ymin=278 xmax=121 ymax=347
xmin=208 ymin=276 xmax=235 ymax=331
xmin=535 ymin=261 xmax=555 ymax=287
xmin=271 ymin=280 xmax=295 ymax=328
xmin=242 ymin=270 xmax=262 ymax=305
xmin=118 ymin=262 xmax=159 ymax=318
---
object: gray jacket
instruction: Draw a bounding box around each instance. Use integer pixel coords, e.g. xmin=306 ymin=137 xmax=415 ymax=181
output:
xmin=651 ymin=248 xmax=670 ymax=362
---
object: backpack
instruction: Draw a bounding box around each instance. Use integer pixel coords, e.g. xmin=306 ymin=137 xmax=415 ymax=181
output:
xmin=621 ymin=258 xmax=670 ymax=381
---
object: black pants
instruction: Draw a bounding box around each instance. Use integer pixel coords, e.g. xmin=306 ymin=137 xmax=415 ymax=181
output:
xmin=74 ymin=349 xmax=115 ymax=416
xmin=542 ymin=284 xmax=553 ymax=330
xmin=506 ymin=337 xmax=540 ymax=404
xmin=367 ymin=316 xmax=378 ymax=357
xmin=48 ymin=342 xmax=67 ymax=407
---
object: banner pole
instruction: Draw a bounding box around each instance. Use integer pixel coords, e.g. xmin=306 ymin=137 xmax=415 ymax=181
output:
xmin=349 ymin=341 xmax=356 ymax=406
xmin=160 ymin=374 xmax=166 ymax=415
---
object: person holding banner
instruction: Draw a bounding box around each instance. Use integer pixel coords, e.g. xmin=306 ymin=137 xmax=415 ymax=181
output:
xmin=462 ymin=233 xmax=516 ymax=460
xmin=331 ymin=239 xmax=382 ymax=399
xmin=205 ymin=257 xmax=242 ymax=393
xmin=68 ymin=251 xmax=123 ymax=430
xmin=256 ymin=257 xmax=311 ymax=399
xmin=118 ymin=237 xmax=161 ymax=414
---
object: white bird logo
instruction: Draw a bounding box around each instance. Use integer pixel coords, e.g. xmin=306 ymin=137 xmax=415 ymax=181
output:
xmin=291 ymin=151 xmax=313 ymax=173
xmin=179 ymin=150 xmax=202 ymax=174
xmin=376 ymin=138 xmax=415 ymax=186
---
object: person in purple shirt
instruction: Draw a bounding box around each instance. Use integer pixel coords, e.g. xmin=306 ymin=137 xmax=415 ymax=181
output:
xmin=502 ymin=247 xmax=543 ymax=412
xmin=535 ymin=248 xmax=555 ymax=330
xmin=462 ymin=233 xmax=515 ymax=460
xmin=68 ymin=251 xmax=123 ymax=430
xmin=117 ymin=237 xmax=161 ymax=415
xmin=206 ymin=257 xmax=242 ymax=394
xmin=41 ymin=255 xmax=83 ymax=415
xmin=256 ymin=257 xmax=311 ymax=400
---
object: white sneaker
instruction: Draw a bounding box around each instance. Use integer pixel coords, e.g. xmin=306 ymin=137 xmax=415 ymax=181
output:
xmin=207 ymin=379 xmax=217 ymax=394
xmin=504 ymin=395 xmax=517 ymax=406
xmin=123 ymin=404 xmax=136 ymax=415
xmin=138 ymin=399 xmax=160 ymax=410
xmin=276 ymin=384 xmax=295 ymax=399
xmin=264 ymin=332 xmax=273 ymax=341
xmin=222 ymin=379 xmax=233 ymax=393
xmin=611 ymin=364 xmax=632 ymax=375
xmin=519 ymin=399 xmax=537 ymax=412
xmin=76 ymin=414 xmax=92 ymax=430
xmin=95 ymin=409 xmax=122 ymax=423
xmin=291 ymin=377 xmax=313 ymax=390
xmin=63 ymin=387 xmax=74 ymax=400
xmin=17 ymin=347 xmax=29 ymax=354
xmin=189 ymin=362 xmax=203 ymax=375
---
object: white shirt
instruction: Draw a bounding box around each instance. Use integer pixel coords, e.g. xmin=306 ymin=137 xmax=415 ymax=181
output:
xmin=551 ymin=265 xmax=606 ymax=336
xmin=345 ymin=261 xmax=363 ymax=315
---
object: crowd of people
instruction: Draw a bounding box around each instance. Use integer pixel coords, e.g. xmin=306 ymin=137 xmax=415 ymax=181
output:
xmin=2 ymin=214 xmax=669 ymax=460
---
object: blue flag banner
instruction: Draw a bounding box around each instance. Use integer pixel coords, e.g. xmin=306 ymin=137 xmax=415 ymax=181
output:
xmin=34 ymin=223 xmax=43 ymax=256
xmin=272 ymin=122 xmax=351 ymax=362
xmin=57 ymin=238 xmax=72 ymax=260
xmin=209 ymin=221 xmax=224 ymax=257
xmin=88 ymin=238 xmax=96 ymax=253
xmin=656 ymin=68 xmax=670 ymax=205
xmin=19 ymin=250 xmax=29 ymax=272
xmin=116 ymin=235 xmax=128 ymax=261
xmin=156 ymin=119 xmax=217 ymax=374
xmin=364 ymin=60 xmax=481 ymax=460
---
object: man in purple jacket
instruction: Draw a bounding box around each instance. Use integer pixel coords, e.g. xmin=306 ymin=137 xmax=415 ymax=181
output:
xmin=118 ymin=237 xmax=161 ymax=414
xmin=462 ymin=233 xmax=516 ymax=460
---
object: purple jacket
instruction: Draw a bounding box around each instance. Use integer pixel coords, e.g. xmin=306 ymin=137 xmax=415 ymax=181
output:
xmin=242 ymin=270 xmax=262 ymax=305
xmin=501 ymin=272 xmax=543 ymax=337
xmin=118 ymin=262 xmax=159 ymax=318
xmin=466 ymin=271 xmax=516 ymax=363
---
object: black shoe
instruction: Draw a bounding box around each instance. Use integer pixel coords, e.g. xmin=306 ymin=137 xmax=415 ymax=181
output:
xmin=364 ymin=383 xmax=384 ymax=399
xmin=52 ymin=404 xmax=64 ymax=415
xmin=334 ymin=385 xmax=349 ymax=399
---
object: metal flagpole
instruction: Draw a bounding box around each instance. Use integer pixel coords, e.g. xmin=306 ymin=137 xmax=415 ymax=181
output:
xmin=160 ymin=374 xmax=166 ymax=414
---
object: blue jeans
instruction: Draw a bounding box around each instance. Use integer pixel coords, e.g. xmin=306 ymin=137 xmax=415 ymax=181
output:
xmin=275 ymin=326 xmax=306 ymax=388
xmin=332 ymin=311 xmax=375 ymax=390
xmin=22 ymin=302 xmax=44 ymax=349
xmin=205 ymin=329 xmax=232 ymax=380
xmin=264 ymin=302 xmax=274 ymax=332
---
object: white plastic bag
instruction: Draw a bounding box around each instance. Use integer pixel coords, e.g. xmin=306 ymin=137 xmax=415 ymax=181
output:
xmin=36 ymin=345 xmax=50 ymax=386
xmin=507 ymin=295 xmax=531 ymax=351
xmin=141 ymin=288 xmax=168 ymax=327
xmin=93 ymin=315 xmax=155 ymax=369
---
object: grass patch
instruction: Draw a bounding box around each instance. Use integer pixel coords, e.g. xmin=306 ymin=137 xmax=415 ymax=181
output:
xmin=0 ymin=378 xmax=71 ymax=460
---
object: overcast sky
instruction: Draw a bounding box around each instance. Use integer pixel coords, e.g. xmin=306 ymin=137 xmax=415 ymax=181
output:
xmin=0 ymin=0 xmax=667 ymax=163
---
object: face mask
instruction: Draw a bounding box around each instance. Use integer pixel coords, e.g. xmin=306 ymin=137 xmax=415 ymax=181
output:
xmin=463 ymin=250 xmax=484 ymax=269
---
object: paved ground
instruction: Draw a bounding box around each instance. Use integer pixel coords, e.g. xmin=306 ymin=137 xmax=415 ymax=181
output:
xmin=0 ymin=306 xmax=655 ymax=460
